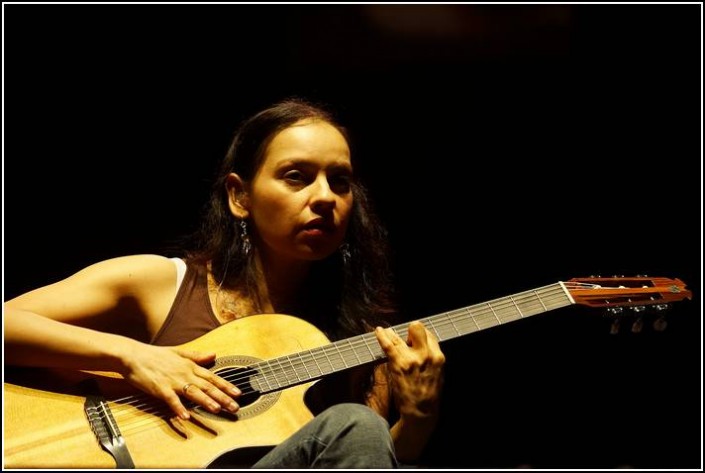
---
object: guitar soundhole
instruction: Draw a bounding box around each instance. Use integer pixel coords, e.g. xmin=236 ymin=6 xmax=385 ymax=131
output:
xmin=192 ymin=355 xmax=280 ymax=422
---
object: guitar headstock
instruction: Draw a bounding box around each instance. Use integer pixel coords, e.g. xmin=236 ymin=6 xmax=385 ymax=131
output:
xmin=565 ymin=276 xmax=692 ymax=309
xmin=565 ymin=276 xmax=692 ymax=334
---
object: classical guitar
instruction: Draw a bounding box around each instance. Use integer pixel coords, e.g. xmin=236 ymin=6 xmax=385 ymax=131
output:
xmin=3 ymin=276 xmax=691 ymax=469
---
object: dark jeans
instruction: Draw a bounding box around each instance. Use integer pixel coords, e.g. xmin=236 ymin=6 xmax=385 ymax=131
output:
xmin=252 ymin=403 xmax=398 ymax=469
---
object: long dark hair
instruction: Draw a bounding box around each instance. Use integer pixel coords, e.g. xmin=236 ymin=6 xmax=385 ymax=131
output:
xmin=186 ymin=98 xmax=398 ymax=340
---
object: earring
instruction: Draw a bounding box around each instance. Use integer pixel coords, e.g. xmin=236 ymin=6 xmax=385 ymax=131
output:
xmin=240 ymin=219 xmax=252 ymax=256
xmin=340 ymin=242 xmax=351 ymax=265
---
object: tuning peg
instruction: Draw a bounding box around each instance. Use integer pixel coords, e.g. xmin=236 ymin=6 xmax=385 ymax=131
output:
xmin=610 ymin=318 xmax=621 ymax=335
xmin=653 ymin=316 xmax=668 ymax=332
xmin=631 ymin=316 xmax=644 ymax=334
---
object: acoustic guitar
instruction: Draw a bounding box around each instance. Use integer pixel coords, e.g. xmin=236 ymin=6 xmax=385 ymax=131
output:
xmin=3 ymin=276 xmax=691 ymax=468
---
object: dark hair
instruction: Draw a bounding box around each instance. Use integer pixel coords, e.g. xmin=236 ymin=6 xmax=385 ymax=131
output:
xmin=186 ymin=98 xmax=397 ymax=339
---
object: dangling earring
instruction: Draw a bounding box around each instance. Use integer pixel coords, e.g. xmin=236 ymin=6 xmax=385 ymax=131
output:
xmin=240 ymin=219 xmax=252 ymax=256
xmin=339 ymin=242 xmax=351 ymax=265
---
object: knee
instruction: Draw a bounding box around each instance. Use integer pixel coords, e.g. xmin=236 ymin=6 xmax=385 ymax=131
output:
xmin=306 ymin=403 xmax=397 ymax=468
xmin=320 ymin=403 xmax=390 ymax=436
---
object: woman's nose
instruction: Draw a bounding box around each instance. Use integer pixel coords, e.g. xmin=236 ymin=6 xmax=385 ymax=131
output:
xmin=309 ymin=177 xmax=336 ymax=210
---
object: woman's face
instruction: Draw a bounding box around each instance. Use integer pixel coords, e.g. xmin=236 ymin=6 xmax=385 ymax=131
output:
xmin=248 ymin=119 xmax=354 ymax=264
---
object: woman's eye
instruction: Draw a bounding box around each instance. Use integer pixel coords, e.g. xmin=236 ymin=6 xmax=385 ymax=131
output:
xmin=283 ymin=171 xmax=306 ymax=183
xmin=330 ymin=175 xmax=351 ymax=193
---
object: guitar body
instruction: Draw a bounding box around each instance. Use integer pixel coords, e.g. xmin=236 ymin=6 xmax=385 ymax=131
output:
xmin=4 ymin=314 xmax=331 ymax=469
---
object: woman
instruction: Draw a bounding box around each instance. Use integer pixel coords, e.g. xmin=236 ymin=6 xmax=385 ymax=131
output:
xmin=4 ymin=98 xmax=445 ymax=468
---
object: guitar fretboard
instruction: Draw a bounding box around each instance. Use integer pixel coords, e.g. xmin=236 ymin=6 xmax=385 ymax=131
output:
xmin=250 ymin=282 xmax=573 ymax=393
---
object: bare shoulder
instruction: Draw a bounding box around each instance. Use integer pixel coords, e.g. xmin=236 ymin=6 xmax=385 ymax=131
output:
xmin=20 ymin=254 xmax=178 ymax=296
xmin=76 ymin=254 xmax=180 ymax=293
xmin=5 ymin=254 xmax=182 ymax=332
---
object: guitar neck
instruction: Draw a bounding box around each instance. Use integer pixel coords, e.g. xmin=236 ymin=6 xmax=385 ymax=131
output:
xmin=250 ymin=282 xmax=573 ymax=393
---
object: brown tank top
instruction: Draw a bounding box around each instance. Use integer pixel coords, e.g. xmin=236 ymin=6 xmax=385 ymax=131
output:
xmin=150 ymin=260 xmax=220 ymax=346
xmin=149 ymin=258 xmax=376 ymax=410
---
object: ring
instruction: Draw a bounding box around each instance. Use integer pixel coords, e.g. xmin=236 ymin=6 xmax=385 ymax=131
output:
xmin=182 ymin=383 xmax=193 ymax=395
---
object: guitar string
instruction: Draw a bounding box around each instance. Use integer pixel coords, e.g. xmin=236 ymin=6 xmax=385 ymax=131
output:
xmin=109 ymin=281 xmax=660 ymax=438
xmin=109 ymin=284 xmax=574 ymax=434
xmin=98 ymin=280 xmax=677 ymax=436
xmin=216 ymin=283 xmax=573 ymax=391
xmin=111 ymin=284 xmax=570 ymax=414
xmin=217 ymin=281 xmax=668 ymax=395
xmin=259 ymin=280 xmax=661 ymax=391
xmin=114 ymin=278 xmax=665 ymax=437
xmin=228 ymin=284 xmax=573 ymax=393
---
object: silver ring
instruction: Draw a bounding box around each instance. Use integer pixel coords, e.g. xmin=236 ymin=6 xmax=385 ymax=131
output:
xmin=182 ymin=383 xmax=193 ymax=395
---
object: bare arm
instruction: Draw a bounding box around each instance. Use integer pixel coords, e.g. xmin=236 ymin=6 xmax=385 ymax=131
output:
xmin=4 ymin=255 xmax=240 ymax=419
xmin=5 ymin=255 xmax=169 ymax=367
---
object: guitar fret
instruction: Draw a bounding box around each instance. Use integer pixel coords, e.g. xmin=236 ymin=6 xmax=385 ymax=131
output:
xmin=270 ymin=357 xmax=282 ymax=389
xmin=299 ymin=352 xmax=313 ymax=380
xmin=424 ymin=317 xmax=442 ymax=340
xmin=291 ymin=354 xmax=308 ymax=382
xmin=362 ymin=336 xmax=376 ymax=360
xmin=333 ymin=342 xmax=349 ymax=370
xmin=534 ymin=290 xmax=549 ymax=311
xmin=309 ymin=349 xmax=325 ymax=378
xmin=487 ymin=303 xmax=501 ymax=326
xmin=318 ymin=346 xmax=335 ymax=375
xmin=259 ymin=361 xmax=276 ymax=392
xmin=510 ymin=296 xmax=524 ymax=318
xmin=282 ymin=356 xmax=298 ymax=387
xmin=464 ymin=307 xmax=479 ymax=333
xmin=312 ymin=351 xmax=324 ymax=378
xmin=264 ymin=359 xmax=278 ymax=390
xmin=254 ymin=364 xmax=267 ymax=391
xmin=440 ymin=314 xmax=460 ymax=340
xmin=334 ymin=343 xmax=348 ymax=370
xmin=347 ymin=338 xmax=363 ymax=365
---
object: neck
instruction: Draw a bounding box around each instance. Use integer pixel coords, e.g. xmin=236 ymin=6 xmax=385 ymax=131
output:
xmin=253 ymin=250 xmax=312 ymax=314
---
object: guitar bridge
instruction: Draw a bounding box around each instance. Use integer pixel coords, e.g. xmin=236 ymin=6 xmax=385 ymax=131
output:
xmin=83 ymin=380 xmax=135 ymax=469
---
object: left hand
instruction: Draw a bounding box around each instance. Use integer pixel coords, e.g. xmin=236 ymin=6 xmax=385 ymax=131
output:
xmin=375 ymin=321 xmax=445 ymax=420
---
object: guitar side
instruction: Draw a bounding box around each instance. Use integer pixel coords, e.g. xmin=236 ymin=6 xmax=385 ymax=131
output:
xmin=3 ymin=314 xmax=330 ymax=469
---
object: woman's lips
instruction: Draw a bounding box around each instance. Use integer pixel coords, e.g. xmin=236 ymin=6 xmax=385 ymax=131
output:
xmin=302 ymin=228 xmax=325 ymax=237
xmin=301 ymin=219 xmax=335 ymax=237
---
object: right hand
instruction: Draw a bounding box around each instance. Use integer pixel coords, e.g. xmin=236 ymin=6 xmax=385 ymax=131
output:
xmin=120 ymin=343 xmax=241 ymax=420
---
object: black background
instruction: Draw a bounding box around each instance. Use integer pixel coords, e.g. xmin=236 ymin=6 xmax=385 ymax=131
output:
xmin=4 ymin=4 xmax=702 ymax=469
